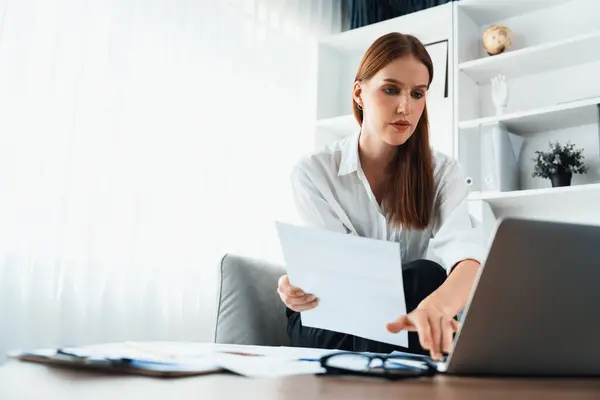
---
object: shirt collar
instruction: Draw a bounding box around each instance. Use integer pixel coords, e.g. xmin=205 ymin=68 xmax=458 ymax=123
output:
xmin=338 ymin=131 xmax=361 ymax=176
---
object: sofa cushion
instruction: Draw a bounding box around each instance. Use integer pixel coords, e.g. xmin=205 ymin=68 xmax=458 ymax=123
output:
xmin=214 ymin=254 xmax=290 ymax=346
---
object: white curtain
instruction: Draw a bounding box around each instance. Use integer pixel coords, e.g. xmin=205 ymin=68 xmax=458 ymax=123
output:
xmin=0 ymin=0 xmax=341 ymax=359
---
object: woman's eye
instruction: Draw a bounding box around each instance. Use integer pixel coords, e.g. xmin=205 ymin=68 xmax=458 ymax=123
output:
xmin=411 ymin=91 xmax=424 ymax=99
xmin=383 ymin=87 xmax=399 ymax=95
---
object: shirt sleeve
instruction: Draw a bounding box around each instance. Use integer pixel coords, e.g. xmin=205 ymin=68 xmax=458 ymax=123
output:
xmin=429 ymin=159 xmax=487 ymax=273
xmin=290 ymin=163 xmax=349 ymax=234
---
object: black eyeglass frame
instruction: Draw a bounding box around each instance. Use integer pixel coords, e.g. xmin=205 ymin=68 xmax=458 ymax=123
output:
xmin=319 ymin=351 xmax=440 ymax=381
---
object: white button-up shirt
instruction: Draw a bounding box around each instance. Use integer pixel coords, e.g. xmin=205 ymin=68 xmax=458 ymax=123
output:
xmin=290 ymin=133 xmax=486 ymax=272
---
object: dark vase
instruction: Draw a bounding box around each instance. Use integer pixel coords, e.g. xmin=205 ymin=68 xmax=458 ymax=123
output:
xmin=549 ymin=171 xmax=572 ymax=187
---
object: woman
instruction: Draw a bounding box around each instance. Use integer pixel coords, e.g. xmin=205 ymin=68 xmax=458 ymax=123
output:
xmin=277 ymin=33 xmax=485 ymax=361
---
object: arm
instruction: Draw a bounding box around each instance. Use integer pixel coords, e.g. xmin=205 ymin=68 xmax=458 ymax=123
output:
xmin=419 ymin=258 xmax=480 ymax=319
xmin=399 ymin=258 xmax=479 ymax=361
xmin=425 ymin=159 xmax=486 ymax=315
xmin=290 ymin=162 xmax=353 ymax=234
xmin=278 ymin=162 xmax=350 ymax=312
xmin=387 ymin=160 xmax=486 ymax=360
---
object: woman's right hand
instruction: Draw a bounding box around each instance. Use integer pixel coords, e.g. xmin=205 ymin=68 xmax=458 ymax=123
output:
xmin=277 ymin=274 xmax=319 ymax=312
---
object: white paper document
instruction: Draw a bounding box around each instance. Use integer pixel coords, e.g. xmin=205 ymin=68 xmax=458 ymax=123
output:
xmin=276 ymin=222 xmax=408 ymax=347
xmin=9 ymin=342 xmax=332 ymax=378
xmin=119 ymin=342 xmax=341 ymax=362
xmin=206 ymin=353 xmax=325 ymax=378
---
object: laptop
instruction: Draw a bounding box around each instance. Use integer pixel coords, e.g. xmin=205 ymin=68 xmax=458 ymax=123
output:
xmin=438 ymin=217 xmax=600 ymax=376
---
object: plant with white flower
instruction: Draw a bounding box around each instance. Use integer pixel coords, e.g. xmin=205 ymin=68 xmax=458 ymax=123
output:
xmin=531 ymin=140 xmax=588 ymax=179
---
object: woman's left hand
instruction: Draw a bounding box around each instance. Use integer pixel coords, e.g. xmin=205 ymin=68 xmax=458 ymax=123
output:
xmin=386 ymin=301 xmax=459 ymax=361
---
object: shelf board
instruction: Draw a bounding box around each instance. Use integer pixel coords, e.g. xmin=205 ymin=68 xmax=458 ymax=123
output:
xmin=315 ymin=115 xmax=359 ymax=135
xmin=318 ymin=3 xmax=451 ymax=54
xmin=458 ymin=96 xmax=600 ymax=134
xmin=457 ymin=0 xmax=567 ymax=27
xmin=468 ymin=182 xmax=600 ymax=209
xmin=459 ymin=30 xmax=600 ymax=84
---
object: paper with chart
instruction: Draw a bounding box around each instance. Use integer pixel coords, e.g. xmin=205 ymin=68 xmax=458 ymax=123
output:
xmin=275 ymin=222 xmax=408 ymax=347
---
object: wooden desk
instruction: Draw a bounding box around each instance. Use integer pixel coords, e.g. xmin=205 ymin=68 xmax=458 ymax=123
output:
xmin=1 ymin=358 xmax=599 ymax=400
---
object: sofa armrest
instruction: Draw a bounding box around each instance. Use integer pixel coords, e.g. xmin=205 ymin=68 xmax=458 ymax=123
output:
xmin=213 ymin=254 xmax=290 ymax=346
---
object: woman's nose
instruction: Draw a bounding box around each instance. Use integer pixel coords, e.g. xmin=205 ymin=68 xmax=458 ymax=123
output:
xmin=397 ymin=94 xmax=411 ymax=115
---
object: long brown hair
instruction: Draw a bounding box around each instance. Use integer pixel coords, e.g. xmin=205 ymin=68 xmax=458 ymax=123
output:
xmin=352 ymin=32 xmax=434 ymax=231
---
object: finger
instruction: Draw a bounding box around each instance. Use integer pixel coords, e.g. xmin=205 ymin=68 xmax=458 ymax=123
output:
xmin=292 ymin=298 xmax=319 ymax=312
xmin=277 ymin=285 xmax=291 ymax=301
xmin=278 ymin=275 xmax=290 ymax=292
xmin=450 ymin=319 xmax=460 ymax=332
xmin=428 ymin=315 xmax=443 ymax=360
xmin=409 ymin=312 xmax=432 ymax=351
xmin=286 ymin=293 xmax=316 ymax=306
xmin=278 ymin=292 xmax=293 ymax=308
xmin=386 ymin=315 xmax=416 ymax=333
xmin=278 ymin=275 xmax=304 ymax=297
xmin=442 ymin=319 xmax=454 ymax=355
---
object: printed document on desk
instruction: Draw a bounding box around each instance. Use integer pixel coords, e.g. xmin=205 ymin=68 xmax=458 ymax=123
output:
xmin=276 ymin=222 xmax=408 ymax=347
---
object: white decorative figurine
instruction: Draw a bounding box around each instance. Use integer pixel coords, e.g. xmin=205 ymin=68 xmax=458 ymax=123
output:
xmin=491 ymin=74 xmax=508 ymax=116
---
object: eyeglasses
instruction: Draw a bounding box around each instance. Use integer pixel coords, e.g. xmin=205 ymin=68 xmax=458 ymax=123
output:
xmin=319 ymin=351 xmax=440 ymax=380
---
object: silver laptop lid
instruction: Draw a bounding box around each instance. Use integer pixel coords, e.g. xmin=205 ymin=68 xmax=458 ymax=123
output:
xmin=445 ymin=217 xmax=600 ymax=376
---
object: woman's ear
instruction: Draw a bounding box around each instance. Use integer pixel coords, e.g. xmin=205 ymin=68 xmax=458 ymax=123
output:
xmin=353 ymin=81 xmax=363 ymax=109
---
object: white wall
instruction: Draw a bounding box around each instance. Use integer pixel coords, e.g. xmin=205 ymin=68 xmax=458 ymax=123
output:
xmin=0 ymin=0 xmax=341 ymax=362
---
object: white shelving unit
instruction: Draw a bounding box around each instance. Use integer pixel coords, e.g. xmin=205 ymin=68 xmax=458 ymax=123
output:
xmin=472 ymin=182 xmax=600 ymax=230
xmin=470 ymin=182 xmax=600 ymax=206
xmin=312 ymin=0 xmax=600 ymax=235
xmin=453 ymin=0 xmax=600 ymax=229
xmin=454 ymin=0 xmax=567 ymax=26
xmin=458 ymin=30 xmax=600 ymax=84
xmin=459 ymin=96 xmax=600 ymax=134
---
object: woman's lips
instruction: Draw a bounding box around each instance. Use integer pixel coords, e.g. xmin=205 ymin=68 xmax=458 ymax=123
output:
xmin=390 ymin=121 xmax=411 ymax=132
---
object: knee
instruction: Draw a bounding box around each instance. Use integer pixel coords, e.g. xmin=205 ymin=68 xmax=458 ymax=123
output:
xmin=402 ymin=259 xmax=447 ymax=311
xmin=403 ymin=259 xmax=447 ymax=294
xmin=404 ymin=259 xmax=446 ymax=279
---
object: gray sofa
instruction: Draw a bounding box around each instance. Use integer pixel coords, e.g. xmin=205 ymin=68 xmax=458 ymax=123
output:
xmin=213 ymin=254 xmax=290 ymax=346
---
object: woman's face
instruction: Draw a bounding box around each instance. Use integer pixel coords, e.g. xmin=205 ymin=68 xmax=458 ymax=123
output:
xmin=354 ymin=55 xmax=429 ymax=146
